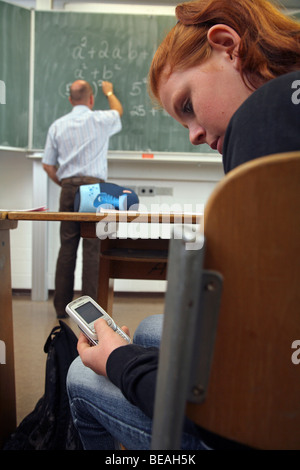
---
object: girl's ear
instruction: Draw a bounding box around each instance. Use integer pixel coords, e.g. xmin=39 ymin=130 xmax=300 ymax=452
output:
xmin=207 ymin=24 xmax=241 ymax=64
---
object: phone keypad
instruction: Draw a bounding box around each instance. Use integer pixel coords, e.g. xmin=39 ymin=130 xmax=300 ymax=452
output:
xmin=91 ymin=320 xmax=130 ymax=343
xmin=106 ymin=318 xmax=115 ymax=329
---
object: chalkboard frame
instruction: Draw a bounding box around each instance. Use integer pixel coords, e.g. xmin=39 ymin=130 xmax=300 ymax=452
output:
xmin=0 ymin=1 xmax=30 ymax=149
xmin=4 ymin=3 xmax=298 ymax=158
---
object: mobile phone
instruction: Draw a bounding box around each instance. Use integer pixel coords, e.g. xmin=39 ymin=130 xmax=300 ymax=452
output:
xmin=65 ymin=295 xmax=131 ymax=345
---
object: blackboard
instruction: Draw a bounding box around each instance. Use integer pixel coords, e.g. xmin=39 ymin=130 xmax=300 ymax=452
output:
xmin=33 ymin=11 xmax=214 ymax=154
xmin=0 ymin=1 xmax=30 ymax=148
xmin=2 ymin=6 xmax=298 ymax=154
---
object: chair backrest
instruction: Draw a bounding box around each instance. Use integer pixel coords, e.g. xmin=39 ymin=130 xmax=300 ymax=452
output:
xmin=185 ymin=152 xmax=300 ymax=450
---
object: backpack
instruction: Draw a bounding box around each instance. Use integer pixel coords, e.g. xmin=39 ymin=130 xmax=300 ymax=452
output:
xmin=3 ymin=321 xmax=83 ymax=450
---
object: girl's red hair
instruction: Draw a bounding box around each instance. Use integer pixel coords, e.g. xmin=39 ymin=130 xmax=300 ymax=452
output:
xmin=149 ymin=0 xmax=300 ymax=103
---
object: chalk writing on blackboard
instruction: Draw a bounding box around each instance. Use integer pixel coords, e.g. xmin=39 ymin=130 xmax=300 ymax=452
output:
xmin=58 ymin=35 xmax=169 ymax=121
xmin=33 ymin=11 xmax=208 ymax=152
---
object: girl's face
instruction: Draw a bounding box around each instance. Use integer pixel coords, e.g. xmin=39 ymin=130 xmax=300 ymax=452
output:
xmin=158 ymin=49 xmax=253 ymax=154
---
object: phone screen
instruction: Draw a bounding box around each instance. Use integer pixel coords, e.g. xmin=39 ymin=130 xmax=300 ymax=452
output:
xmin=75 ymin=301 xmax=104 ymax=324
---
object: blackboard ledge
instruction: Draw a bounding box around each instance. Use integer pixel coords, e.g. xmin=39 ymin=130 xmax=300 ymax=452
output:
xmin=107 ymin=150 xmax=222 ymax=164
xmin=0 ymin=147 xmax=27 ymax=153
xmin=25 ymin=149 xmax=222 ymax=164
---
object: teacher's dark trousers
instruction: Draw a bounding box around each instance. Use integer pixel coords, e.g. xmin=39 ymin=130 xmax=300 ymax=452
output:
xmin=54 ymin=176 xmax=103 ymax=318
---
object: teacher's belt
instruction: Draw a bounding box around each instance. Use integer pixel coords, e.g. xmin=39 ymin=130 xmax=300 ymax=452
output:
xmin=61 ymin=176 xmax=105 ymax=186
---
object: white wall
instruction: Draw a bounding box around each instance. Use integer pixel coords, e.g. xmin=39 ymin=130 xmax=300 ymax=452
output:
xmin=0 ymin=150 xmax=33 ymax=288
xmin=5 ymin=0 xmax=300 ymax=9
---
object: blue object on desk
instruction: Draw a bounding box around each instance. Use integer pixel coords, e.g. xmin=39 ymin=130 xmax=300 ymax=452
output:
xmin=74 ymin=183 xmax=139 ymax=212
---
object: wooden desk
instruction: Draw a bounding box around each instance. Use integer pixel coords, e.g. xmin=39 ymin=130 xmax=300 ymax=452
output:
xmin=6 ymin=210 xmax=200 ymax=313
xmin=0 ymin=210 xmax=201 ymax=445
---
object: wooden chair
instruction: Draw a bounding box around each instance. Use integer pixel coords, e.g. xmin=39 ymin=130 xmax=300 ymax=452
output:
xmin=96 ymin=238 xmax=169 ymax=314
xmin=151 ymin=152 xmax=300 ymax=450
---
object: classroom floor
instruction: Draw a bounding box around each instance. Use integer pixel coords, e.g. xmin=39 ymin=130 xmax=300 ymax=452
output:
xmin=12 ymin=291 xmax=165 ymax=425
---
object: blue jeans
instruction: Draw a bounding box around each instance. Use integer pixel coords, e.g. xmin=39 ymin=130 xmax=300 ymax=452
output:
xmin=67 ymin=314 xmax=210 ymax=450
